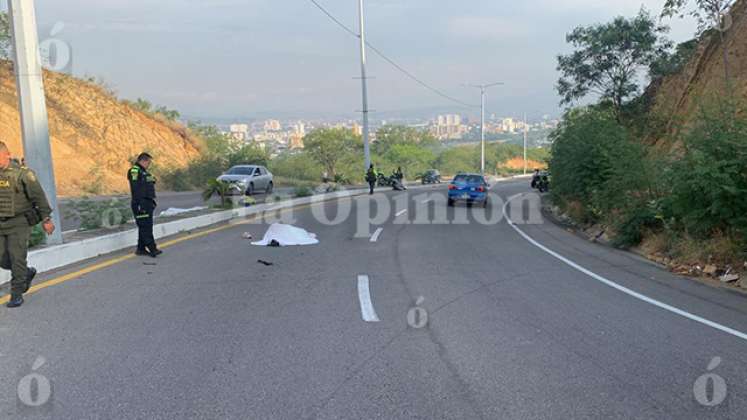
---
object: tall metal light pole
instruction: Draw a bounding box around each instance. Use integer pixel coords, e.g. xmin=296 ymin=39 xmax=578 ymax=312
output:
xmin=357 ymin=0 xmax=371 ymax=170
xmin=8 ymin=0 xmax=63 ymax=245
xmin=465 ymin=82 xmax=503 ymax=174
xmin=523 ymin=113 xmax=528 ymax=175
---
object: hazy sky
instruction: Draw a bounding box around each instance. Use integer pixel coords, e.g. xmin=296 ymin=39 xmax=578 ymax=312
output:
xmin=18 ymin=0 xmax=698 ymax=120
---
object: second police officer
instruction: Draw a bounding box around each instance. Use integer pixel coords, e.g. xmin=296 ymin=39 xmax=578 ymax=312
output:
xmin=128 ymin=153 xmax=162 ymax=258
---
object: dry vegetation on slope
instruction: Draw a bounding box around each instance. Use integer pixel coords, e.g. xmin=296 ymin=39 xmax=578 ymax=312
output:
xmin=0 ymin=61 xmax=203 ymax=196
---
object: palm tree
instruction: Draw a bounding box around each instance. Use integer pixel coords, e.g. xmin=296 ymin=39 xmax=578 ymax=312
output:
xmin=202 ymin=179 xmax=231 ymax=208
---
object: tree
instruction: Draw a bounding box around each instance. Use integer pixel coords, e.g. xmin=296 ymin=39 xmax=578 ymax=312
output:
xmin=383 ymin=144 xmax=435 ymax=178
xmin=303 ymin=128 xmax=361 ymax=177
xmin=557 ymin=10 xmax=672 ymax=118
xmin=0 ymin=12 xmax=11 ymax=59
xmin=202 ymin=179 xmax=232 ymax=208
xmin=373 ymin=125 xmax=438 ymax=156
xmin=661 ymin=0 xmax=736 ymax=84
xmin=228 ymin=143 xmax=270 ymax=168
xmin=662 ymin=0 xmax=736 ymax=33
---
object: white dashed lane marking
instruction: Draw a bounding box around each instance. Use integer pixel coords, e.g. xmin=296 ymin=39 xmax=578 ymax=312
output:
xmin=357 ymin=275 xmax=380 ymax=322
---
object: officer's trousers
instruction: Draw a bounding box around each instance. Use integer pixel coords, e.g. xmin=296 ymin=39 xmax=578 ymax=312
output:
xmin=132 ymin=204 xmax=156 ymax=251
xmin=0 ymin=225 xmax=31 ymax=296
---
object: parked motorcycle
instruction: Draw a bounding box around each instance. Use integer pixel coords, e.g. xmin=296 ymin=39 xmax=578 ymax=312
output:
xmin=377 ymin=173 xmax=392 ymax=187
xmin=537 ymin=175 xmax=549 ymax=193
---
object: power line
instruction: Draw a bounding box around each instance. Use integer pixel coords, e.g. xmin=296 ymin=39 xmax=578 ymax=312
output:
xmin=308 ymin=0 xmax=478 ymax=109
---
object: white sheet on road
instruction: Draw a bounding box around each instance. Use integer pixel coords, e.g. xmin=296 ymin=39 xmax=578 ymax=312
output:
xmin=251 ymin=223 xmax=319 ymax=246
xmin=159 ymin=207 xmax=208 ymax=217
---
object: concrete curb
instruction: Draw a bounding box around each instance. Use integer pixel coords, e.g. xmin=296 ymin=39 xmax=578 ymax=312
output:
xmin=0 ymin=177 xmax=525 ymax=286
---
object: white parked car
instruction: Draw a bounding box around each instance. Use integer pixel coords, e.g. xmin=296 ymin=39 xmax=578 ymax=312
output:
xmin=217 ymin=165 xmax=273 ymax=196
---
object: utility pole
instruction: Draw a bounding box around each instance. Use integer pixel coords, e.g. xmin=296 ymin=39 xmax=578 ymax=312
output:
xmin=523 ymin=113 xmax=528 ymax=175
xmin=8 ymin=0 xmax=63 ymax=245
xmin=357 ymin=0 xmax=371 ymax=170
xmin=465 ymin=82 xmax=503 ymax=174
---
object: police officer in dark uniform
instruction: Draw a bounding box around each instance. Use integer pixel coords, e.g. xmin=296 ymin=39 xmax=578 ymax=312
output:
xmin=128 ymin=153 xmax=161 ymax=258
xmin=366 ymin=164 xmax=377 ymax=195
xmin=0 ymin=142 xmax=56 ymax=308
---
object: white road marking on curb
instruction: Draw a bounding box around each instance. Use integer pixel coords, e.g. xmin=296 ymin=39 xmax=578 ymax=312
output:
xmin=357 ymin=275 xmax=380 ymax=322
xmin=370 ymin=227 xmax=383 ymax=243
xmin=503 ymin=194 xmax=747 ymax=342
xmin=395 ymin=209 xmax=408 ymax=217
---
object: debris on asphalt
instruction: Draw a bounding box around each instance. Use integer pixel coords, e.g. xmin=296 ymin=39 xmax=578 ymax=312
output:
xmin=257 ymin=259 xmax=274 ymax=266
xmin=251 ymin=223 xmax=319 ymax=247
xmin=242 ymin=232 xmax=253 ymax=240
xmin=143 ymin=262 xmax=157 ymax=266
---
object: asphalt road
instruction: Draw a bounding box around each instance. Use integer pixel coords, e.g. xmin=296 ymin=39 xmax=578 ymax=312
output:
xmin=2 ymin=180 xmax=747 ymax=419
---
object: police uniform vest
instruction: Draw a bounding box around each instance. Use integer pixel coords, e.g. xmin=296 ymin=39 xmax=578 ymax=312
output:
xmin=0 ymin=165 xmax=28 ymax=219
xmin=129 ymin=165 xmax=156 ymax=201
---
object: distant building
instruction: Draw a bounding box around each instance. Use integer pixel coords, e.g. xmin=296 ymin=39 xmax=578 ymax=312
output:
xmin=352 ymin=122 xmax=363 ymax=136
xmin=290 ymin=133 xmax=304 ymax=149
xmin=229 ymin=124 xmax=249 ymax=141
xmin=292 ymin=122 xmax=306 ymax=137
xmin=432 ymin=114 xmax=466 ymax=140
xmin=264 ymin=119 xmax=281 ymax=131
xmin=502 ymin=118 xmax=516 ymax=133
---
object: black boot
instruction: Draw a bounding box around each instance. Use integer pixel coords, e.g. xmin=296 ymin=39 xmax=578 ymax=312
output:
xmin=22 ymin=267 xmax=37 ymax=293
xmin=147 ymin=244 xmax=163 ymax=257
xmin=135 ymin=248 xmax=149 ymax=256
xmin=6 ymin=294 xmax=23 ymax=308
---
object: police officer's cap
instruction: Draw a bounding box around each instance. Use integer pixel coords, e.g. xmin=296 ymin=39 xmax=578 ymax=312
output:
xmin=137 ymin=152 xmax=153 ymax=162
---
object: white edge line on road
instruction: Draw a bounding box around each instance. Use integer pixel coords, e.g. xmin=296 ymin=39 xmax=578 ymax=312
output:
xmin=503 ymin=194 xmax=747 ymax=343
xmin=370 ymin=227 xmax=383 ymax=243
xmin=395 ymin=209 xmax=408 ymax=217
xmin=357 ymin=275 xmax=381 ymax=322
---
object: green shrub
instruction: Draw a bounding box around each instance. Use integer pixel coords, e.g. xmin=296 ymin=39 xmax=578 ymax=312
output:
xmin=665 ymin=97 xmax=747 ymax=238
xmin=293 ymin=186 xmax=313 ymax=197
xmin=549 ymin=106 xmax=630 ymax=222
xmin=271 ymin=152 xmax=325 ymax=182
xmin=65 ymin=198 xmax=131 ymax=231
xmin=549 ymin=105 xmax=665 ymax=247
xmin=611 ymin=201 xmax=661 ymax=248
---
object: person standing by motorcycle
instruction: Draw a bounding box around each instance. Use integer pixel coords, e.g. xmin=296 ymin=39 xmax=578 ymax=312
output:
xmin=531 ymin=169 xmax=540 ymax=189
xmin=366 ymin=164 xmax=377 ymax=195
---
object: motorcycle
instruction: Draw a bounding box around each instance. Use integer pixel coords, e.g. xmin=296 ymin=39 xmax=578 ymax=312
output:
xmin=376 ymin=173 xmax=392 ymax=187
xmin=537 ymin=175 xmax=549 ymax=193
xmin=376 ymin=173 xmax=406 ymax=191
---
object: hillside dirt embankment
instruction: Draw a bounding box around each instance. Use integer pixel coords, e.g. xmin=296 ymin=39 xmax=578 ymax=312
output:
xmin=648 ymin=0 xmax=747 ymax=145
xmin=0 ymin=61 xmax=203 ymax=196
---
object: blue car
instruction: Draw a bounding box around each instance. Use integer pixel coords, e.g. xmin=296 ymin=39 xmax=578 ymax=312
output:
xmin=447 ymin=173 xmax=490 ymax=207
